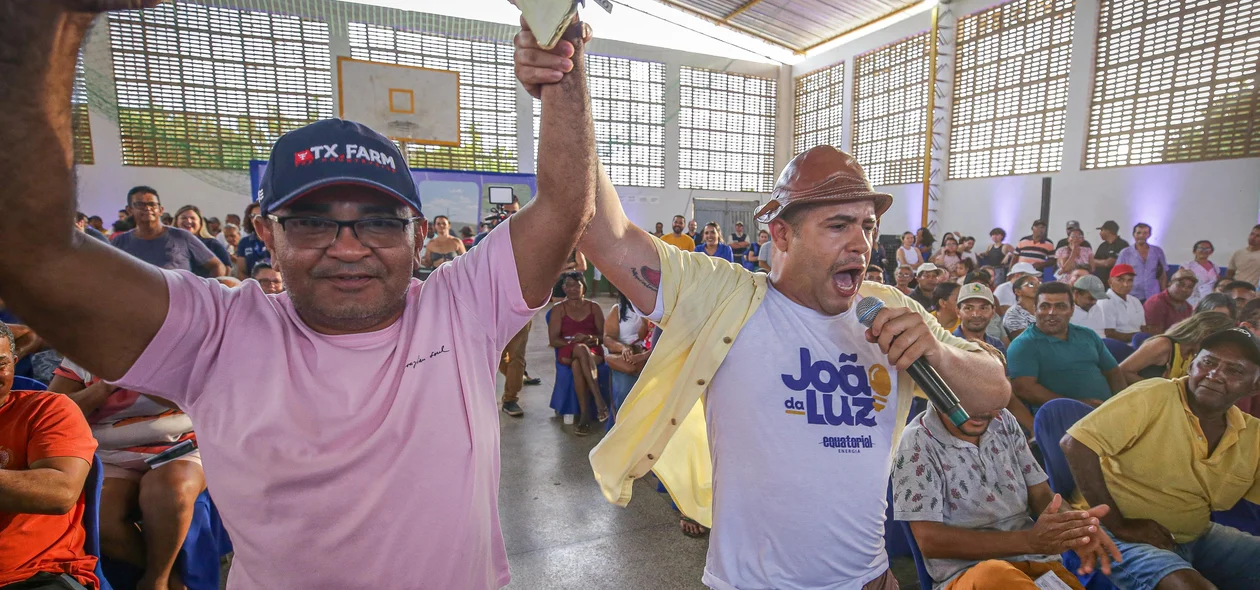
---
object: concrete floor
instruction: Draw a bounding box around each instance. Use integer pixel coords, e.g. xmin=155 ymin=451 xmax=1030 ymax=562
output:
xmin=495 ymin=297 xmax=920 ymax=589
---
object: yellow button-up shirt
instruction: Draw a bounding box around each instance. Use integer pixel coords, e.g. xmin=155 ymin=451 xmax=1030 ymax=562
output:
xmin=590 ymin=236 xmax=981 ymax=527
xmin=1068 ymin=377 xmax=1260 ymax=542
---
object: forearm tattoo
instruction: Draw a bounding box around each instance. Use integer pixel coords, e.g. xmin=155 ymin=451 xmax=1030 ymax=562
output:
xmin=629 ymin=265 xmax=660 ymax=293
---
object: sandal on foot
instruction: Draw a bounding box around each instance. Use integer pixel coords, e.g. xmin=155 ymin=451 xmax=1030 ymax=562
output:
xmin=680 ymin=516 xmax=710 ymax=538
xmin=574 ymin=422 xmax=592 ymax=436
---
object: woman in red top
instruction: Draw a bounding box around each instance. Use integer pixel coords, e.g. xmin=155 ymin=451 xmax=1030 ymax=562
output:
xmin=548 ymin=272 xmax=607 ymax=436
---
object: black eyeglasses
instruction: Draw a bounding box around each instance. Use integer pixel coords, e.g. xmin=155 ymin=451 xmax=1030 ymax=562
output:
xmin=130 ymin=202 xmax=161 ymax=210
xmin=267 ymin=215 xmax=421 ymax=249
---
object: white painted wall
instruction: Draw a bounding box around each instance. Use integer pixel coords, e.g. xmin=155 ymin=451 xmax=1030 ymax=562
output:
xmin=73 ymin=0 xmax=1260 ymax=259
xmin=793 ymin=0 xmax=1260 ymax=258
xmin=71 ymin=0 xmax=789 ymax=234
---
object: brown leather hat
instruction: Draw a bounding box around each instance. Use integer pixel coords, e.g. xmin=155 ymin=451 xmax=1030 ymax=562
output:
xmin=754 ymin=146 xmax=893 ymax=223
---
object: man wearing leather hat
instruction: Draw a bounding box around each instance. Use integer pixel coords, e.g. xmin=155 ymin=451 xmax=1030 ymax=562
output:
xmin=518 ymin=21 xmax=1018 ymax=587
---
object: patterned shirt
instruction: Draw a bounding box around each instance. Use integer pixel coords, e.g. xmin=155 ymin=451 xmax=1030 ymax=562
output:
xmin=1002 ymin=303 xmax=1037 ymax=335
xmin=893 ymin=409 xmax=1056 ymax=588
xmin=53 ymin=359 xmax=195 ymax=468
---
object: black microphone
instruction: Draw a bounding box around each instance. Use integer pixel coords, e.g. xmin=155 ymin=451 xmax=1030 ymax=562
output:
xmin=855 ymin=298 xmax=970 ymax=427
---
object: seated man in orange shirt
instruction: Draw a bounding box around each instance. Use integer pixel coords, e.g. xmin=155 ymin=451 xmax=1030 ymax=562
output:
xmin=0 ymin=323 xmax=99 ymax=590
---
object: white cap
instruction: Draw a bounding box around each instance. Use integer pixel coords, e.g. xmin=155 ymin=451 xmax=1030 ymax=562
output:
xmin=1009 ymin=262 xmax=1037 ymax=277
xmin=916 ymin=263 xmax=942 ymax=276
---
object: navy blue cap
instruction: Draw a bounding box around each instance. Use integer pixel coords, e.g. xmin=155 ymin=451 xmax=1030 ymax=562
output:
xmin=259 ymin=119 xmax=421 ymax=216
xmin=1201 ymin=328 xmax=1260 ymax=366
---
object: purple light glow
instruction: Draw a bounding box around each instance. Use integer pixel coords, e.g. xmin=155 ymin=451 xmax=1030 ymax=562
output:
xmin=1127 ymin=165 xmax=1182 ymax=246
xmin=990 ymin=176 xmax=1023 ymax=237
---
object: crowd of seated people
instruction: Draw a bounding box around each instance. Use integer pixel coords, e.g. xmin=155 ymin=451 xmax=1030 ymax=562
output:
xmin=873 ymin=219 xmax=1260 ymax=588
xmin=11 ymin=187 xmax=1259 ymax=590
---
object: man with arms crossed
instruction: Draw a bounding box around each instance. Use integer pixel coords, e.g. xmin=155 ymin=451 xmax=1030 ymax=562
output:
xmin=517 ymin=24 xmax=1010 ymax=589
xmin=0 ymin=3 xmax=595 ymax=588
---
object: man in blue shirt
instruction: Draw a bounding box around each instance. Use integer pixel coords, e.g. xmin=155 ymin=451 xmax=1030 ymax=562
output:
xmin=234 ymin=202 xmax=269 ymax=278
xmin=1007 ymin=282 xmax=1126 ymax=411
xmin=953 ymin=283 xmax=1007 ymax=354
xmin=112 ymin=187 xmax=225 ymax=276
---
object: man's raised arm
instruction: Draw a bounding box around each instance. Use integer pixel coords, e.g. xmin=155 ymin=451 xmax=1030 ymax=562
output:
xmin=515 ymin=21 xmax=660 ymax=315
xmin=0 ymin=2 xmax=169 ymax=381
xmin=507 ymin=19 xmax=597 ymax=306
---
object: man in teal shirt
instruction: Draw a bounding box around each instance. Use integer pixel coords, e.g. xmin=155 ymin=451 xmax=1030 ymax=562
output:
xmin=1007 ymin=282 xmax=1126 ymax=410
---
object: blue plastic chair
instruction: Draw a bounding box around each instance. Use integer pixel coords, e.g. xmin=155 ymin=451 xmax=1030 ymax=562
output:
xmin=84 ymin=456 xmax=114 ymax=590
xmin=1211 ymin=498 xmax=1260 ymax=535
xmin=1034 ymin=399 xmax=1120 ymax=589
xmin=1130 ymin=332 xmax=1151 ymax=349
xmin=884 ymin=398 xmax=931 ymax=561
xmin=1033 ymin=398 xmax=1093 ymax=497
xmin=899 ymin=521 xmax=934 ymax=590
xmin=1101 ymin=338 xmax=1135 ymax=364
xmin=100 ymin=490 xmax=232 ymax=590
xmin=12 ymin=375 xmax=47 ymax=391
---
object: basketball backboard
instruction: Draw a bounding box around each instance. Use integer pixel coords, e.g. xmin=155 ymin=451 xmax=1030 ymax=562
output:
xmin=337 ymin=56 xmax=460 ymax=146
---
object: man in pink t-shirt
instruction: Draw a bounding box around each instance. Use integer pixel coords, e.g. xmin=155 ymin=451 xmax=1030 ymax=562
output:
xmin=0 ymin=4 xmax=598 ymax=588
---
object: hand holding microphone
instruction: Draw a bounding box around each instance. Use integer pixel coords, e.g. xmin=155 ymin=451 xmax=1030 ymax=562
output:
xmin=856 ymin=298 xmax=970 ymax=427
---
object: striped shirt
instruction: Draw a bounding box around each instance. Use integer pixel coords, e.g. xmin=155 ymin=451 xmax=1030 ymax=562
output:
xmin=1016 ymin=236 xmax=1054 ymax=265
xmin=53 ymin=359 xmax=194 ymax=466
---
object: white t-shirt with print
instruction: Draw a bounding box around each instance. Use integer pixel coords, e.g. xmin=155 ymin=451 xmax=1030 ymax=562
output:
xmin=646 ymin=284 xmax=901 ymax=589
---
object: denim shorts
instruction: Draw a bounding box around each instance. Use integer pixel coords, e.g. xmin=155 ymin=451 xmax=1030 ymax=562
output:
xmin=1104 ymin=522 xmax=1260 ymax=590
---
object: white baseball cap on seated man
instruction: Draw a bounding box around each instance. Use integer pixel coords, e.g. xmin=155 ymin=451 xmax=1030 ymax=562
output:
xmin=1008 ymin=262 xmax=1038 ymax=278
xmin=916 ymin=263 xmax=942 ymax=276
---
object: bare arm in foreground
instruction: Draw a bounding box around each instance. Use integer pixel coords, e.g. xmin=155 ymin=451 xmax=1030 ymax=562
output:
xmin=0 ymin=1 xmax=169 ymax=382
xmin=507 ymin=18 xmax=597 ymax=306
xmin=515 ymin=22 xmax=663 ymax=315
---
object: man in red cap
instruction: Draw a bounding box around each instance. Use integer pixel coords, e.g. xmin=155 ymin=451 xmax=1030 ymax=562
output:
xmin=0 ymin=3 xmax=593 ymax=588
xmin=517 ymin=24 xmax=1017 ymax=590
xmin=1098 ymin=263 xmax=1149 ymax=342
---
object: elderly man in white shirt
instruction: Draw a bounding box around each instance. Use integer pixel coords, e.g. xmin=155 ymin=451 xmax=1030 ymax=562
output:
xmin=1070 ymin=275 xmax=1110 ymax=338
xmin=1097 ymin=264 xmax=1147 ymax=342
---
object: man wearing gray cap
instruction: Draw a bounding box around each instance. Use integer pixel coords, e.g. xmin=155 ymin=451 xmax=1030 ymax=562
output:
xmin=517 ymin=22 xmax=1012 ymax=588
xmin=1071 ymin=275 xmax=1111 ymax=338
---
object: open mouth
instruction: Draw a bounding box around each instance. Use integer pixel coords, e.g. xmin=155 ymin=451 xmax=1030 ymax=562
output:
xmin=832 ymin=268 xmax=864 ymax=297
